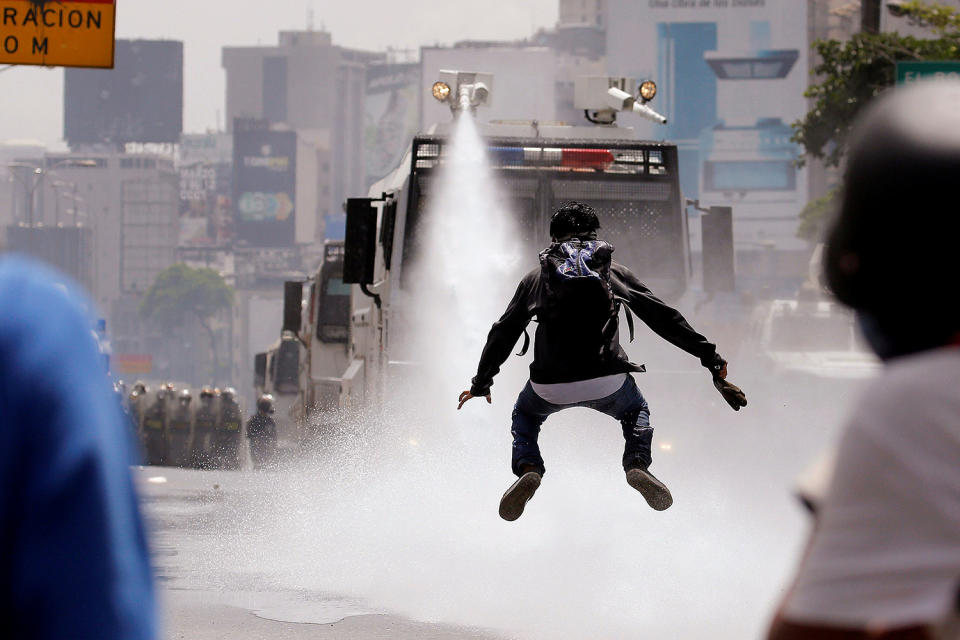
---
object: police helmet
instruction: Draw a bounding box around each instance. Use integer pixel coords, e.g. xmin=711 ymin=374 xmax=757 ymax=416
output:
xmin=200 ymin=386 xmax=215 ymax=400
xmin=221 ymin=387 xmax=236 ymax=401
xmin=257 ymin=394 xmax=275 ymax=414
xmin=179 ymin=389 xmax=192 ymax=404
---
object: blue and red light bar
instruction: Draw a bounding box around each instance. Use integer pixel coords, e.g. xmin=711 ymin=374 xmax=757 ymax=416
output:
xmin=560 ymin=148 xmax=614 ymax=169
xmin=487 ymin=146 xmax=647 ymax=171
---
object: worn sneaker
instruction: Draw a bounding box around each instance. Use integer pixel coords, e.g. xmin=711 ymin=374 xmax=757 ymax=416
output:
xmin=626 ymin=467 xmax=673 ymax=511
xmin=499 ymin=471 xmax=542 ymax=521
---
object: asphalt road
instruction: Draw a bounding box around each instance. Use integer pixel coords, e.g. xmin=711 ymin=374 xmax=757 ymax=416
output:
xmin=135 ymin=360 xmax=862 ymax=640
xmin=138 ymin=467 xmax=504 ymax=640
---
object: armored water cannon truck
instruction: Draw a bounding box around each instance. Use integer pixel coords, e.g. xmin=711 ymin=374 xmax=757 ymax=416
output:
xmin=334 ymin=73 xmax=696 ymax=408
xmin=260 ymin=73 xmax=734 ymax=433
xmin=254 ymin=240 xmax=350 ymax=447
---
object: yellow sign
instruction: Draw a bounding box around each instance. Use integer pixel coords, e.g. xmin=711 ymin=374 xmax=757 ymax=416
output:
xmin=0 ymin=0 xmax=115 ymax=68
xmin=114 ymin=353 xmax=152 ymax=374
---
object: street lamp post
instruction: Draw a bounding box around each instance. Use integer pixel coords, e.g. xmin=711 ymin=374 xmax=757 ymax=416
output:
xmin=6 ymin=158 xmax=97 ymax=226
xmin=5 ymin=164 xmax=45 ymax=226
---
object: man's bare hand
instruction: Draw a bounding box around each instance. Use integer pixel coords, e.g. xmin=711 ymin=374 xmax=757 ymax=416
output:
xmin=458 ymin=390 xmax=491 ymax=410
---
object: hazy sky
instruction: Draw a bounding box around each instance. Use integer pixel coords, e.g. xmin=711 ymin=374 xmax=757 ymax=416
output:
xmin=0 ymin=0 xmax=558 ymax=150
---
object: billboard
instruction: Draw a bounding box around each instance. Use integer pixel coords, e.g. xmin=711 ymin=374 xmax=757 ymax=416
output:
xmin=0 ymin=0 xmax=115 ymax=68
xmin=606 ymin=1 xmax=808 ymax=255
xmin=180 ymin=132 xmax=232 ymax=165
xmin=232 ymin=129 xmax=296 ymax=247
xmin=64 ymin=39 xmax=183 ymax=146
xmin=179 ymin=161 xmax=232 ymax=245
xmin=113 ymin=353 xmax=152 ymax=375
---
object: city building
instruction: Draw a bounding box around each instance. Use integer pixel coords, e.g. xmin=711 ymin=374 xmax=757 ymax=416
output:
xmin=177 ymin=132 xmax=234 ymax=250
xmin=0 ymin=139 xmax=46 ymax=247
xmin=559 ymin=0 xmax=606 ymax=28
xmin=64 ymin=39 xmax=183 ymax=150
xmin=222 ymin=30 xmax=381 ymax=231
xmin=4 ymin=225 xmax=93 ymax=292
xmin=606 ymin=0 xmax=810 ymax=292
xmin=33 ymin=152 xmax=179 ymax=340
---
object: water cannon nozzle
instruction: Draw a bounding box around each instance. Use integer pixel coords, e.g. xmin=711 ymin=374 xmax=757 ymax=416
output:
xmin=432 ymin=70 xmax=494 ymax=118
xmin=631 ymin=100 xmax=668 ymax=125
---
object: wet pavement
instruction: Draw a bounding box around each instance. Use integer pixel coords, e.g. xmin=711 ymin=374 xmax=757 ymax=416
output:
xmin=138 ymin=467 xmax=504 ymax=639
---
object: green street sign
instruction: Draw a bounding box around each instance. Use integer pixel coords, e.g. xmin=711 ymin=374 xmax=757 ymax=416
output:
xmin=896 ymin=61 xmax=960 ymax=86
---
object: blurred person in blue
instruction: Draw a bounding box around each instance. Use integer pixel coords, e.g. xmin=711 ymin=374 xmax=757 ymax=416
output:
xmin=767 ymin=81 xmax=960 ymax=639
xmin=0 ymin=255 xmax=157 ymax=639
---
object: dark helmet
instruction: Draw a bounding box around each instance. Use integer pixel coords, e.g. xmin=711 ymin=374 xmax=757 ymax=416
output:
xmin=178 ymin=389 xmax=192 ymax=404
xmin=257 ymin=394 xmax=275 ymax=414
xmin=824 ymin=79 xmax=960 ymax=357
xmin=221 ymin=387 xmax=236 ymax=402
xmin=199 ymin=386 xmax=215 ymax=400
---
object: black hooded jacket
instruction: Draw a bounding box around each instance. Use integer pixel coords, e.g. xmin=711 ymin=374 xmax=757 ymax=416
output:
xmin=469 ymin=261 xmax=721 ymax=396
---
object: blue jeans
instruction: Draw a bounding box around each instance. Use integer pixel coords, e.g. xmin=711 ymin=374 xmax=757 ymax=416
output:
xmin=510 ymin=375 xmax=653 ymax=477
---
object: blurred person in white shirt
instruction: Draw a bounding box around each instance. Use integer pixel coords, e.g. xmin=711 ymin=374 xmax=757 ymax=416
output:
xmin=767 ymin=80 xmax=960 ymax=640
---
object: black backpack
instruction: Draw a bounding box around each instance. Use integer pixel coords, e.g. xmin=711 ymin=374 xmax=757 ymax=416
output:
xmin=516 ymin=239 xmax=634 ymax=359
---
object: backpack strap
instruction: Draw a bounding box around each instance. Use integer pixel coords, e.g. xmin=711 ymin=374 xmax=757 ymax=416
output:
xmin=516 ymin=327 xmax=531 ymax=357
xmin=615 ymin=296 xmax=635 ymax=343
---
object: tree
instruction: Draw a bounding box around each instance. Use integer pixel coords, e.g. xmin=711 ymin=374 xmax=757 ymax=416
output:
xmin=797 ymin=187 xmax=840 ymax=243
xmin=140 ymin=263 xmax=234 ymax=378
xmin=794 ymin=1 xmax=960 ymax=168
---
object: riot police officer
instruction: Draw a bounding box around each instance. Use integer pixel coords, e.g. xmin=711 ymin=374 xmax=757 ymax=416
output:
xmin=142 ymin=383 xmax=173 ymax=466
xmin=211 ymin=387 xmax=243 ymax=469
xmin=167 ymin=389 xmax=194 ymax=467
xmin=126 ymin=381 xmax=148 ymax=460
xmin=191 ymin=386 xmax=217 ymax=468
xmin=246 ymin=394 xmax=277 ymax=470
xmin=128 ymin=381 xmax=147 ymax=425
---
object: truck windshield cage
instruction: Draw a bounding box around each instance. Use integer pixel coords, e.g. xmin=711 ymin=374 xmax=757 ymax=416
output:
xmin=402 ymin=135 xmax=688 ymax=299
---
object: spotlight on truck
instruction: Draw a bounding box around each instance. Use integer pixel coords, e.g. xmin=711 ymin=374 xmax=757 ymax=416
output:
xmin=639 ymin=80 xmax=657 ymax=102
xmin=432 ymin=81 xmax=451 ymax=102
xmin=575 ymin=76 xmax=668 ymax=126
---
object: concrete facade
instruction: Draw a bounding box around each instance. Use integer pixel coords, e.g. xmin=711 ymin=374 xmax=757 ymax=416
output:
xmin=559 ymin=0 xmax=606 ymax=28
xmin=0 ymin=141 xmax=46 ymax=247
xmin=222 ymin=31 xmax=379 ymax=227
xmin=28 ymin=153 xmax=179 ymax=345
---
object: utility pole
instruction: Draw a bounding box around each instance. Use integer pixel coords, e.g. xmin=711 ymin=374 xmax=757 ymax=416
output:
xmin=862 ymin=0 xmax=882 ymax=33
